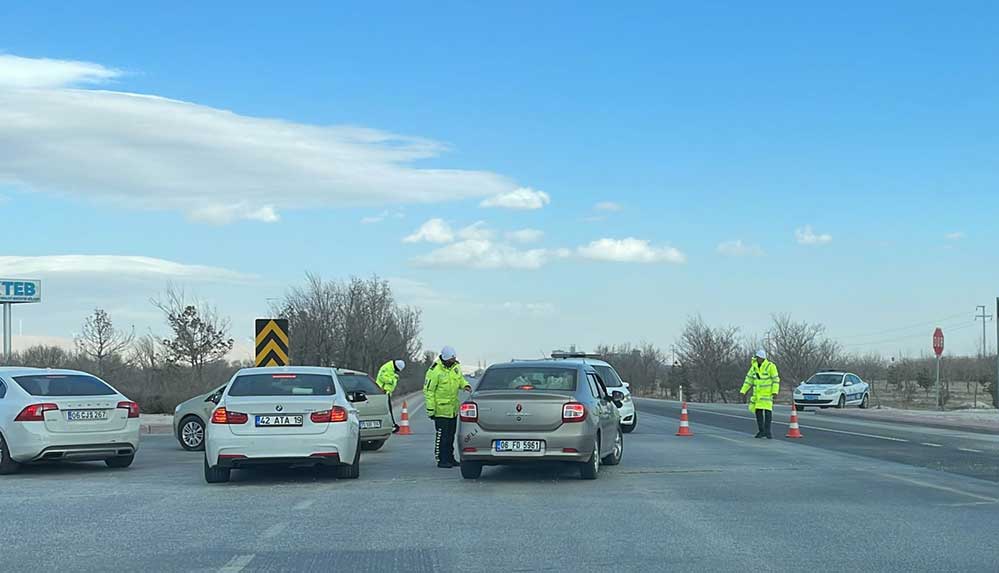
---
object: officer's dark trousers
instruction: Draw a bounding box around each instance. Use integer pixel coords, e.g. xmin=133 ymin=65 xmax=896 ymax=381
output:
xmin=386 ymin=395 xmax=396 ymax=426
xmin=433 ymin=416 xmax=457 ymax=464
xmin=755 ymin=409 xmax=773 ymax=437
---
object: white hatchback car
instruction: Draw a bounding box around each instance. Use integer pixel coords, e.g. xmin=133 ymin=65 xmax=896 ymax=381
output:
xmin=551 ymin=353 xmax=638 ymax=433
xmin=0 ymin=367 xmax=140 ymax=474
xmin=204 ymin=366 xmax=364 ymax=483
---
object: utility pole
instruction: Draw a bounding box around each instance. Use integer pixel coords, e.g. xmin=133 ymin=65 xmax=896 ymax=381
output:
xmin=975 ymin=305 xmax=992 ymax=359
xmin=995 ymin=298 xmax=999 ymax=409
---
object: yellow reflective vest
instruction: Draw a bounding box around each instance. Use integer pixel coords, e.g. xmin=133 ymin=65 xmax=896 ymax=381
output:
xmin=375 ymin=361 xmax=399 ymax=395
xmin=741 ymin=359 xmax=780 ymax=412
xmin=424 ymin=359 xmax=467 ymax=418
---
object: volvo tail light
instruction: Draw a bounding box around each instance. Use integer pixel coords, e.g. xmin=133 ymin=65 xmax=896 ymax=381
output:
xmin=14 ymin=403 xmax=58 ymax=422
xmin=117 ymin=401 xmax=140 ymax=418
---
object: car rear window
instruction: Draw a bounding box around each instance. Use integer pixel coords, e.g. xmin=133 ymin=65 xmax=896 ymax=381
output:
xmin=477 ymin=367 xmax=577 ymax=392
xmin=592 ymin=365 xmax=624 ymax=387
xmin=228 ymin=373 xmax=336 ymax=397
xmin=14 ymin=374 xmax=116 ymax=397
xmin=338 ymin=374 xmax=381 ymax=394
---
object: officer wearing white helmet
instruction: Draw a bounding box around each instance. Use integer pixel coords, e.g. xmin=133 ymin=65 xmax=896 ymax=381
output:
xmin=740 ymin=349 xmax=781 ymax=439
xmin=424 ymin=346 xmax=472 ymax=468
xmin=376 ymin=359 xmax=407 ymax=433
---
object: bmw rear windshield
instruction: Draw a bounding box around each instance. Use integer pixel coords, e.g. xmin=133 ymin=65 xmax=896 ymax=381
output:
xmin=14 ymin=374 xmax=116 ymax=396
xmin=228 ymin=373 xmax=336 ymax=396
xmin=477 ymin=367 xmax=577 ymax=392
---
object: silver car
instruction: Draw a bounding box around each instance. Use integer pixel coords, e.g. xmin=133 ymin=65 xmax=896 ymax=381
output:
xmin=173 ymin=385 xmax=225 ymax=451
xmin=457 ymin=360 xmax=625 ymax=480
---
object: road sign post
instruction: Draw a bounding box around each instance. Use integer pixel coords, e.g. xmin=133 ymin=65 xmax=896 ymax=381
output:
xmin=1 ymin=279 xmax=42 ymax=362
xmin=933 ymin=327 xmax=944 ymax=410
xmin=255 ymin=318 xmax=290 ymax=367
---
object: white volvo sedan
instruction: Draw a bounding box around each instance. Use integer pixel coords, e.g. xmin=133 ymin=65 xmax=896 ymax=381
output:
xmin=204 ymin=367 xmax=364 ymax=483
xmin=0 ymin=367 xmax=141 ymax=474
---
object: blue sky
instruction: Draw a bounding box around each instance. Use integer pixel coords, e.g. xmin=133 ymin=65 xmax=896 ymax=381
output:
xmin=1 ymin=1 xmax=997 ymax=365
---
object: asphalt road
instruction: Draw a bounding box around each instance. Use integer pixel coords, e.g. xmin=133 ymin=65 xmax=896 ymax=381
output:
xmin=636 ymin=399 xmax=999 ymax=483
xmin=1 ymin=397 xmax=997 ymax=572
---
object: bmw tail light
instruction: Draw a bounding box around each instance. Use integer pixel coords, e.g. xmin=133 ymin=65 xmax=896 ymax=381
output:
xmin=211 ymin=407 xmax=248 ymax=424
xmin=312 ymin=406 xmax=348 ymax=423
xmin=562 ymin=402 xmax=586 ymax=423
xmin=14 ymin=403 xmax=58 ymax=422
xmin=117 ymin=401 xmax=140 ymax=418
xmin=459 ymin=402 xmax=478 ymax=422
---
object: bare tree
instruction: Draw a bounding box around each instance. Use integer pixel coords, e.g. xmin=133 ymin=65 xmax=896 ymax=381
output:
xmin=152 ymin=286 xmax=234 ymax=384
xmin=765 ymin=314 xmax=840 ymax=385
xmin=75 ymin=308 xmax=135 ymax=377
xmin=675 ymin=316 xmax=743 ymax=402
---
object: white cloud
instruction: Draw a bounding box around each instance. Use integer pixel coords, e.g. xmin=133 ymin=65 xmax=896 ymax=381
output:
xmin=795 ymin=226 xmax=833 ymax=246
xmin=360 ymin=210 xmax=404 ymax=224
xmin=0 ymin=255 xmax=251 ymax=281
xmin=594 ymin=201 xmax=622 ymax=212
xmin=189 ymin=203 xmax=280 ymax=225
xmin=717 ymin=239 xmax=764 ymax=257
xmin=414 ymin=240 xmax=555 ymax=270
xmin=458 ymin=221 xmax=494 ymax=241
xmin=480 ymin=187 xmax=551 ymax=210
xmin=577 ymin=238 xmax=686 ymax=264
xmin=0 ymin=55 xmax=522 ymax=224
xmin=0 ymin=54 xmax=122 ymax=88
xmin=499 ymin=302 xmax=557 ymax=316
xmin=945 ymin=231 xmax=966 ymax=241
xmin=403 ymin=218 xmax=454 ymax=244
xmin=506 ymin=228 xmax=545 ymax=244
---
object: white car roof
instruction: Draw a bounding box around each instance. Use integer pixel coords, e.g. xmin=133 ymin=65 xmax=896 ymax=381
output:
xmin=235 ymin=366 xmax=336 ymax=376
xmin=0 ymin=367 xmax=85 ymax=377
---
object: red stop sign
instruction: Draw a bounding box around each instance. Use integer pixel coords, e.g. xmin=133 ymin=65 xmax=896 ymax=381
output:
xmin=933 ymin=327 xmax=944 ymax=357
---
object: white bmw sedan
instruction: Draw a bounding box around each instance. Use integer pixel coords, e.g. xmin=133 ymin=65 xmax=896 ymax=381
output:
xmin=204 ymin=367 xmax=364 ymax=483
xmin=0 ymin=367 xmax=141 ymax=474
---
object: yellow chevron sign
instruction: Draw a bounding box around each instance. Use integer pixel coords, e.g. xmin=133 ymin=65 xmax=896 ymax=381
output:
xmin=255 ymin=319 xmax=289 ymax=366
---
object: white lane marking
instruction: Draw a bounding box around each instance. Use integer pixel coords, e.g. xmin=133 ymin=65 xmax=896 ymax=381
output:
xmin=705 ymin=434 xmax=745 ymax=445
xmin=220 ymin=554 xmax=255 ymax=573
xmin=261 ymin=522 xmax=287 ymax=539
xmin=877 ymin=473 xmax=999 ymax=504
xmin=921 ymin=442 xmax=943 ymax=448
xmin=958 ymin=447 xmax=984 ymax=454
xmin=939 ymin=501 xmax=999 ymax=507
xmin=292 ymin=499 xmax=315 ymax=511
xmin=682 ymin=407 xmax=910 ymax=443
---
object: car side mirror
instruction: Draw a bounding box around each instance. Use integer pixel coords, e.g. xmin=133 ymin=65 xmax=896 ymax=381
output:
xmin=347 ymin=391 xmax=368 ymax=403
xmin=206 ymin=393 xmax=220 ymax=404
xmin=622 ymin=381 xmax=630 ymax=389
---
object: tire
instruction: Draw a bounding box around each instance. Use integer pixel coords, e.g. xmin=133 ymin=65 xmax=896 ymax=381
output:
xmin=860 ymin=394 xmax=870 ymax=409
xmin=0 ymin=432 xmax=21 ymax=475
xmin=105 ymin=454 xmax=134 ymax=469
xmin=602 ymin=428 xmax=623 ymax=466
xmin=797 ymin=405 xmax=807 ymax=412
xmin=335 ymin=439 xmax=361 ymax=479
xmin=360 ymin=440 xmax=385 ymax=451
xmin=837 ymin=394 xmax=846 ymax=409
xmin=621 ymin=412 xmax=637 ymax=433
xmin=204 ymin=456 xmax=231 ymax=483
xmin=579 ymin=436 xmax=600 ymax=480
xmin=178 ymin=416 xmax=206 ymax=451
xmin=460 ymin=461 xmax=483 ymax=479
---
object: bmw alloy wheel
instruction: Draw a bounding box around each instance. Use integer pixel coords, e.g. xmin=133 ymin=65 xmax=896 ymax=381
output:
xmin=181 ymin=418 xmax=205 ymax=450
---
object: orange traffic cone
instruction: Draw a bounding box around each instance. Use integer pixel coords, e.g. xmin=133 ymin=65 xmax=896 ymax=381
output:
xmin=785 ymin=404 xmax=804 ymax=439
xmin=676 ymin=402 xmax=694 ymax=436
xmin=398 ymin=401 xmax=412 ymax=435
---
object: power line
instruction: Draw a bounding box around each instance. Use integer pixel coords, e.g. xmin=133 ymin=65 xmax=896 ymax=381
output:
xmin=840 ymin=321 xmax=978 ymax=348
xmin=838 ymin=312 xmax=969 ymax=341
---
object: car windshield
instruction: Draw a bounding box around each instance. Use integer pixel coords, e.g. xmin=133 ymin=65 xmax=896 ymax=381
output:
xmin=477 ymin=367 xmax=577 ymax=392
xmin=338 ymin=374 xmax=380 ymax=394
xmin=593 ymin=365 xmax=624 ymax=387
xmin=14 ymin=374 xmax=116 ymax=396
xmin=805 ymin=374 xmax=843 ymax=385
xmin=228 ymin=373 xmax=336 ymax=396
